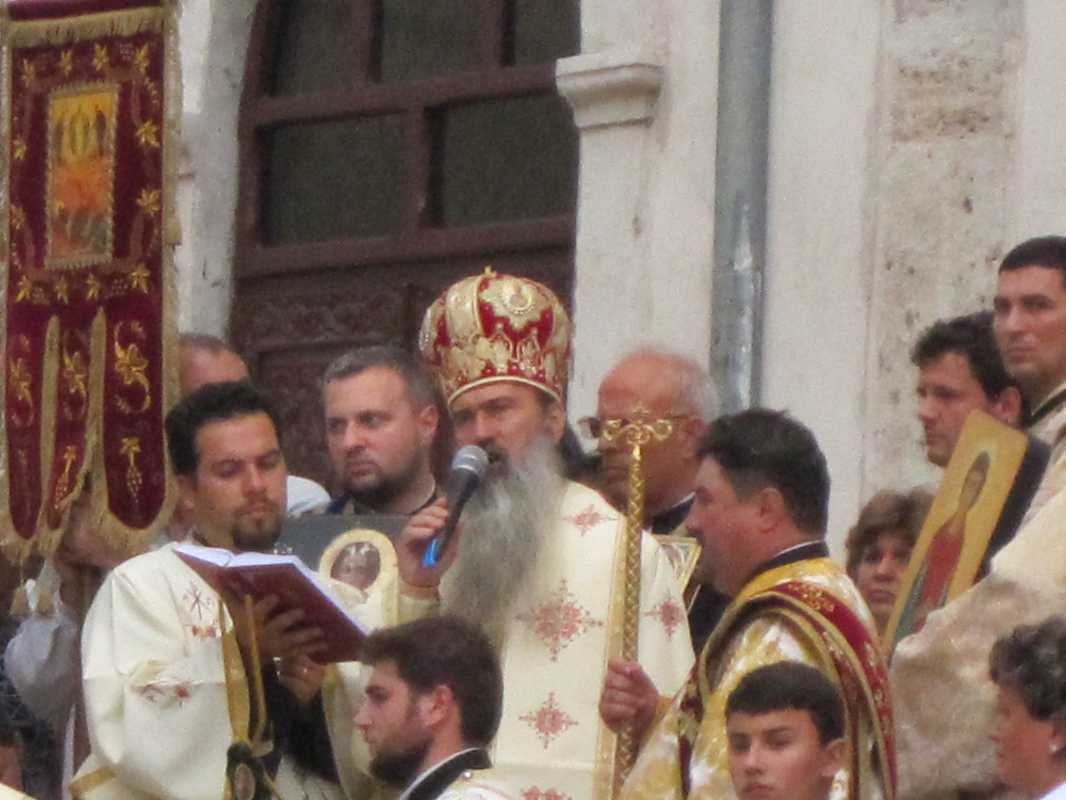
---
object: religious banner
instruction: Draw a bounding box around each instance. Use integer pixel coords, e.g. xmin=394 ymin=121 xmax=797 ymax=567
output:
xmin=0 ymin=0 xmax=179 ymax=561
xmin=883 ymin=409 xmax=1048 ymax=654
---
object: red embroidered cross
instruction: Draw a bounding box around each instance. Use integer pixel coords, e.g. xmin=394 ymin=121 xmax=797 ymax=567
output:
xmin=183 ymin=583 xmax=210 ymax=621
xmin=515 ymin=578 xmax=603 ymax=660
xmin=563 ymin=504 xmax=612 ymax=536
xmin=519 ymin=692 xmax=577 ymax=748
xmin=645 ymin=595 xmax=685 ymax=639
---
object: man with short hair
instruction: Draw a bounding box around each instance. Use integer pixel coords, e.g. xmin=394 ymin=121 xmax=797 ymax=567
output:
xmin=321 ymin=346 xmax=440 ymax=516
xmin=725 ymin=662 xmax=845 ymax=800
xmin=179 ymin=332 xmax=329 ymax=515
xmin=411 ymin=269 xmax=693 ymax=798
xmin=591 ymin=348 xmax=728 ymax=652
xmin=912 ymin=311 xmax=1022 ymax=467
xmin=355 ymin=615 xmax=515 ymax=800
xmin=994 ymin=235 xmax=1066 ymax=456
xmin=602 ymin=409 xmax=893 ymax=800
xmin=71 ymin=382 xmax=430 ymax=799
xmin=891 ymin=237 xmax=1066 ymax=800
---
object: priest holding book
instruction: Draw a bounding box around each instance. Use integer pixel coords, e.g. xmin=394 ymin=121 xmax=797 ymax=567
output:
xmin=71 ymin=382 xmax=442 ymax=800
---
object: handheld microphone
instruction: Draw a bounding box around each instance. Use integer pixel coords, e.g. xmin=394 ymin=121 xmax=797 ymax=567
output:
xmin=422 ymin=445 xmax=490 ymax=567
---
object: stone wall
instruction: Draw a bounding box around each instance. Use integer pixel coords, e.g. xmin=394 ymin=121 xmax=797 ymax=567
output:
xmin=170 ymin=0 xmax=1066 ymax=553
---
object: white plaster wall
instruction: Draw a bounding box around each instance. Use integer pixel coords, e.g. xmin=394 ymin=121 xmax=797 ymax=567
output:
xmin=173 ymin=0 xmax=257 ymax=337
xmin=566 ymin=1 xmax=720 ymax=422
xmin=861 ymin=0 xmax=1022 ymax=529
xmin=1009 ymin=0 xmax=1066 ymax=241
xmin=171 ymin=0 xmax=1066 ymax=562
xmin=762 ymin=3 xmax=881 ymax=554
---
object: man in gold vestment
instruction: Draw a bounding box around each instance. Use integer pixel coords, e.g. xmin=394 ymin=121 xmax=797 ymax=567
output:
xmin=601 ymin=410 xmax=894 ymax=800
xmin=409 ymin=269 xmax=694 ymax=800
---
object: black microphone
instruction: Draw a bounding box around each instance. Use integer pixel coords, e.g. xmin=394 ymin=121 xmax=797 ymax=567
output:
xmin=422 ymin=445 xmax=490 ymax=567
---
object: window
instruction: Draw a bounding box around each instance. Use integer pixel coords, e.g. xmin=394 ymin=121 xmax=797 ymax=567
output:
xmin=233 ymin=0 xmax=579 ymax=489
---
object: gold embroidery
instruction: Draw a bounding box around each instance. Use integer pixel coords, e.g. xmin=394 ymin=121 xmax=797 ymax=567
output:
xmin=135 ymin=119 xmax=159 ymax=148
xmin=54 ymin=446 xmax=78 ymax=504
xmin=61 ymin=341 xmax=88 ymax=421
xmin=84 ymin=273 xmax=101 ymax=300
xmin=126 ymin=262 xmax=150 ymax=293
xmin=54 ymin=276 xmax=70 ymax=304
xmin=136 ymin=188 xmax=160 ymax=216
xmin=13 ymin=137 xmax=26 ymax=162
xmin=20 ymin=58 xmax=36 ymax=88
xmin=59 ymin=49 xmax=74 ymax=77
xmin=8 ymin=357 xmax=35 ymax=427
xmin=113 ymin=322 xmax=151 ymax=413
xmin=793 ymin=584 xmax=836 ymax=614
xmin=14 ymin=276 xmax=32 ymax=303
xmin=92 ymin=43 xmax=109 ymax=73
xmin=132 ymin=43 xmax=150 ymax=75
xmin=120 ymin=437 xmax=143 ymax=501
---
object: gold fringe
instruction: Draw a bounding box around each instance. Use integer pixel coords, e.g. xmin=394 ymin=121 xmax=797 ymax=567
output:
xmin=36 ymin=317 xmax=62 ymax=556
xmin=9 ymin=7 xmax=164 ymax=48
xmin=162 ymin=0 xmax=182 ymax=248
xmin=0 ymin=0 xmax=15 ymax=563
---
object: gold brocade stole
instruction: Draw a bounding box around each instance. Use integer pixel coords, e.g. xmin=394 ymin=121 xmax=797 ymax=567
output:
xmin=220 ymin=597 xmax=281 ymax=800
xmin=679 ymin=569 xmax=896 ymax=800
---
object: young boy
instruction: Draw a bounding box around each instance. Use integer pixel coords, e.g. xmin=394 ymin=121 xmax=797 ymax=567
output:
xmin=725 ymin=661 xmax=845 ymax=800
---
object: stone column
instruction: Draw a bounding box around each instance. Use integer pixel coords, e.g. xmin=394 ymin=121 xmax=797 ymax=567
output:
xmin=173 ymin=0 xmax=257 ymax=337
xmin=558 ymin=2 xmax=720 ymax=420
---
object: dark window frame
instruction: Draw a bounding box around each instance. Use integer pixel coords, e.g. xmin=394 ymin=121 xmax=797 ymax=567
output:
xmin=236 ymin=0 xmax=577 ymax=281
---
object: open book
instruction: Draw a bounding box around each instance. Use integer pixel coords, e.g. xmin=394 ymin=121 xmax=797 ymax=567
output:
xmin=175 ymin=543 xmax=371 ymax=663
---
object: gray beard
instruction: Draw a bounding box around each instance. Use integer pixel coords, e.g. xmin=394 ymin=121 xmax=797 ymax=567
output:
xmin=445 ymin=437 xmax=563 ymax=641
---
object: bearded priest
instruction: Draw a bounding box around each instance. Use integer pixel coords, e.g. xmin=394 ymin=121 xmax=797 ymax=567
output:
xmin=398 ymin=268 xmax=695 ymax=800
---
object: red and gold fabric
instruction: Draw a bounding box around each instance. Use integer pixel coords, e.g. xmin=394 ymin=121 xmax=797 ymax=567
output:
xmin=622 ymin=556 xmax=894 ymax=800
xmin=419 ymin=267 xmax=571 ymax=405
xmin=0 ymin=0 xmax=179 ymax=561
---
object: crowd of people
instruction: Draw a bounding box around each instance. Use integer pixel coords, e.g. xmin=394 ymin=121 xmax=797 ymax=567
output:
xmin=2 ymin=235 xmax=1066 ymax=800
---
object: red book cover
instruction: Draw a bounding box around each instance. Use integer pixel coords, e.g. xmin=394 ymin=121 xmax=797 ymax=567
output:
xmin=175 ymin=544 xmax=370 ymax=663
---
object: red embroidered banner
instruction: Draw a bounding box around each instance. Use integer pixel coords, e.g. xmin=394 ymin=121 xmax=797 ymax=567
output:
xmin=1 ymin=0 xmax=177 ymax=560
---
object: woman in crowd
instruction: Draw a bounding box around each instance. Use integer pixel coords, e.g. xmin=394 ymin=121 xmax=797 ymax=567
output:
xmin=989 ymin=616 xmax=1066 ymax=799
xmin=844 ymin=488 xmax=931 ymax=634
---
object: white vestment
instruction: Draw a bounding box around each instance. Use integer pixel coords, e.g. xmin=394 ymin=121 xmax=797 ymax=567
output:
xmin=437 ymin=481 xmax=695 ymax=800
xmin=70 ymin=543 xmax=393 ymax=800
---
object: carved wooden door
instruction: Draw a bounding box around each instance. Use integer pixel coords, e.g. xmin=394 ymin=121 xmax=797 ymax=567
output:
xmin=233 ymin=0 xmax=579 ymax=493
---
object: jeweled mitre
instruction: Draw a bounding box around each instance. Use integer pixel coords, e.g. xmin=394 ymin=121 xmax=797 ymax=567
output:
xmin=419 ymin=268 xmax=571 ymax=404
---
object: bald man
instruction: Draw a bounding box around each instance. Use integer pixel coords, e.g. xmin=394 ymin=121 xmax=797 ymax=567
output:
xmin=592 ymin=348 xmax=729 ymax=651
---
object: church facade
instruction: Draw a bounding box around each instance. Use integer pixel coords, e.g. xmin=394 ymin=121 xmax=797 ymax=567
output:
xmin=171 ymin=0 xmax=1066 ymax=550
